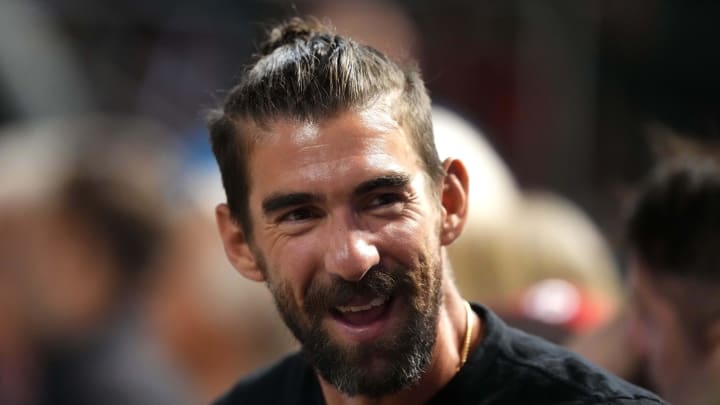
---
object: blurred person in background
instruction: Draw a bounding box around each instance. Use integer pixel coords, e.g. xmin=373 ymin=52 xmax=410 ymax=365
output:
xmin=0 ymin=117 xmax=195 ymax=404
xmin=0 ymin=110 xmax=298 ymax=405
xmin=566 ymin=123 xmax=720 ymax=403
xmin=433 ymin=107 xmax=624 ymax=343
xmin=31 ymin=168 xmax=186 ymax=405
xmin=208 ymin=17 xmax=662 ymax=404
xmin=452 ymin=191 xmax=624 ymax=343
xmin=0 ymin=125 xmax=78 ymax=404
xmin=622 ymin=158 xmax=720 ymax=405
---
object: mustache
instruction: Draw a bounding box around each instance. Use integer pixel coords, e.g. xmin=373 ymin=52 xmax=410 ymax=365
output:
xmin=304 ymin=266 xmax=401 ymax=313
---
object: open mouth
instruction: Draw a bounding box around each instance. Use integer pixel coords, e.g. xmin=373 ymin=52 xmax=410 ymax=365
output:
xmin=328 ymin=294 xmax=398 ymax=342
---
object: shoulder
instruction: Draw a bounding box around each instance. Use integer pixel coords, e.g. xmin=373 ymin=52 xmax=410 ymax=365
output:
xmin=451 ymin=304 xmax=665 ymax=404
xmin=495 ymin=327 xmax=663 ymax=403
xmin=213 ymin=352 xmax=322 ymax=405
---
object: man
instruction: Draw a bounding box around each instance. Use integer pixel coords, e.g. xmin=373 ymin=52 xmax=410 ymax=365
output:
xmin=208 ymin=17 xmax=663 ymax=404
xmin=626 ymin=158 xmax=720 ymax=405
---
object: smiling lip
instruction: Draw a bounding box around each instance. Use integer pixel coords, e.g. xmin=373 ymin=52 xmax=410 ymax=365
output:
xmin=328 ymin=295 xmax=399 ymax=342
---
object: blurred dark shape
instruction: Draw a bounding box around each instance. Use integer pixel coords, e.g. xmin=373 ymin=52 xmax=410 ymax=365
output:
xmin=628 ymin=160 xmax=720 ymax=283
xmin=647 ymin=122 xmax=720 ymax=164
xmin=597 ymin=1 xmax=720 ymax=141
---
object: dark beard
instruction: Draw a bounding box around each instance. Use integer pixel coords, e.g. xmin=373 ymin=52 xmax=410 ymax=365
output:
xmin=267 ymin=257 xmax=443 ymax=398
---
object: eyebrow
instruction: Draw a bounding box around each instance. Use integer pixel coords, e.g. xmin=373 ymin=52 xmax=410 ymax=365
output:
xmin=262 ymin=192 xmax=320 ymax=216
xmin=261 ymin=173 xmax=411 ymax=217
xmin=353 ymin=173 xmax=411 ymax=196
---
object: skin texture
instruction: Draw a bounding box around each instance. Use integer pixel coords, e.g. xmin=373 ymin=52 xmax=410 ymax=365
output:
xmin=216 ymin=106 xmax=481 ymax=405
xmin=627 ymin=260 xmax=720 ymax=405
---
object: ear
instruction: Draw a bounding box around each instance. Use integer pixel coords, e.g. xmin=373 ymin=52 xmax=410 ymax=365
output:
xmin=215 ymin=203 xmax=265 ymax=282
xmin=439 ymin=158 xmax=470 ymax=246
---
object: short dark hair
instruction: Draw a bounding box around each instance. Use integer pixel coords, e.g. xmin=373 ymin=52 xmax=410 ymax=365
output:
xmin=207 ymin=17 xmax=442 ymax=237
xmin=627 ymin=158 xmax=720 ymax=347
xmin=628 ymin=159 xmax=720 ymax=280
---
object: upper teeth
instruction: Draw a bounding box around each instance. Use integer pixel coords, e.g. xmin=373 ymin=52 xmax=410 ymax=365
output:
xmin=336 ymin=297 xmax=387 ymax=313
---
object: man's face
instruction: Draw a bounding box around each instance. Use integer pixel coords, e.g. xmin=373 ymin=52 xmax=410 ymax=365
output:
xmin=244 ymin=108 xmax=445 ymax=397
xmin=627 ymin=262 xmax=715 ymax=404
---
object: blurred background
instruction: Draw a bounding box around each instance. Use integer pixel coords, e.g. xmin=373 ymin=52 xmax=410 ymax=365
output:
xmin=1 ymin=0 xmax=718 ymax=403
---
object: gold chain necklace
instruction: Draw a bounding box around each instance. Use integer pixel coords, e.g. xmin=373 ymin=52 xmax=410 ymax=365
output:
xmin=457 ymin=300 xmax=473 ymax=371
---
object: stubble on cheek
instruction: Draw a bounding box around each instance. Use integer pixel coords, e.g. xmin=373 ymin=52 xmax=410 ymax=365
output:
xmin=266 ymin=276 xmax=313 ymax=344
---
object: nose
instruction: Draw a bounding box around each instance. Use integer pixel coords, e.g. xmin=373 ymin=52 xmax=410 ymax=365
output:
xmin=324 ymin=221 xmax=380 ymax=282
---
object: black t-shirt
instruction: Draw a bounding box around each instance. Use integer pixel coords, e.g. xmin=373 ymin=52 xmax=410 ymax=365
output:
xmin=215 ymin=304 xmax=665 ymax=404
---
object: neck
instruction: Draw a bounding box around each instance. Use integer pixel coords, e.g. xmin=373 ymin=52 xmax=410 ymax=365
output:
xmin=318 ymin=273 xmax=482 ymax=405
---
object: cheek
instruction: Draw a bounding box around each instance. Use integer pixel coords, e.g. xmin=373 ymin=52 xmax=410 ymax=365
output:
xmin=265 ymin=237 xmax=322 ymax=305
xmin=271 ymin=276 xmax=301 ymax=313
xmin=379 ymin=219 xmax=435 ymax=261
xmin=652 ymin=353 xmax=685 ymax=397
xmin=647 ymin=320 xmax=697 ymax=390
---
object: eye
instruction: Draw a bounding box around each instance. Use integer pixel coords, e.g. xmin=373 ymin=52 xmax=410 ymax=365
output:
xmin=368 ymin=193 xmax=403 ymax=207
xmin=365 ymin=192 xmax=405 ymax=215
xmin=277 ymin=207 xmax=322 ymax=223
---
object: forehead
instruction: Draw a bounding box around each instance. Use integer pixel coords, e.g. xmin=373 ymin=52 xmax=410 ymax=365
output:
xmin=245 ymin=109 xmax=422 ymax=195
